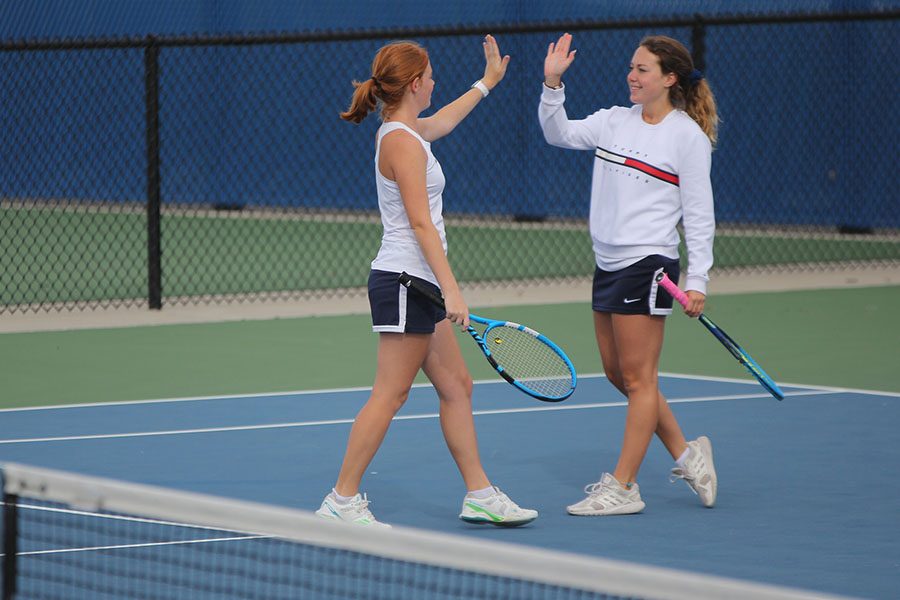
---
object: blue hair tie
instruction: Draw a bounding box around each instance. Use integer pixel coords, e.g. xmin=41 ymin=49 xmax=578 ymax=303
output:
xmin=689 ymin=69 xmax=704 ymax=84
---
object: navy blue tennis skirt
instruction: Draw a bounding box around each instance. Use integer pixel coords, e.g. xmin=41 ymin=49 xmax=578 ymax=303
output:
xmin=592 ymin=255 xmax=680 ymax=315
xmin=368 ymin=269 xmax=446 ymax=333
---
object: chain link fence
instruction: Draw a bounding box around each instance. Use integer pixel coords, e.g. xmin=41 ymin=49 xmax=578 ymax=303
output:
xmin=2 ymin=10 xmax=898 ymax=314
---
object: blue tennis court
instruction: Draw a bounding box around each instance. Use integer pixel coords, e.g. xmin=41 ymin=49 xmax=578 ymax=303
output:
xmin=1 ymin=373 xmax=897 ymax=598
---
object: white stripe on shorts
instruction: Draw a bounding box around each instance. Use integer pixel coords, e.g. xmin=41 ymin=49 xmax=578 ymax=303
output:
xmin=649 ymin=267 xmax=673 ymax=316
xmin=372 ymin=284 xmax=407 ymax=332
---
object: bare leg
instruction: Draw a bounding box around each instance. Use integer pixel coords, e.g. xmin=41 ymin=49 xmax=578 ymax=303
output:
xmin=655 ymin=394 xmax=688 ymax=460
xmin=333 ymin=332 xmax=430 ymax=496
xmin=597 ymin=313 xmax=665 ymax=484
xmin=593 ymin=311 xmax=623 ymax=391
xmin=594 ymin=312 xmax=687 ymax=465
xmin=422 ymin=320 xmax=491 ymax=491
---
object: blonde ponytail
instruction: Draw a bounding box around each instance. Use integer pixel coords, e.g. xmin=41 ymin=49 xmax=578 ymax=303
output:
xmin=684 ymin=77 xmax=719 ymax=146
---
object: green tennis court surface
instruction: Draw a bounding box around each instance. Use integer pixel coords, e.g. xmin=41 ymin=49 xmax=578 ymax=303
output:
xmin=0 ymin=285 xmax=896 ymax=410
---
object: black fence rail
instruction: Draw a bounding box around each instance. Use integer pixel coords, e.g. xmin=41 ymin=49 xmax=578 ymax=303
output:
xmin=1 ymin=9 xmax=898 ymax=313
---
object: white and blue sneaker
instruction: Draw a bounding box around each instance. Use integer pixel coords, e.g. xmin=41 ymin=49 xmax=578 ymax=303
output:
xmin=315 ymin=491 xmax=392 ymax=528
xmin=459 ymin=487 xmax=538 ymax=527
xmin=670 ymin=436 xmax=717 ymax=507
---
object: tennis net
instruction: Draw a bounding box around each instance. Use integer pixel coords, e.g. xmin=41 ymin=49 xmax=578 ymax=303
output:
xmin=0 ymin=462 xmax=845 ymax=600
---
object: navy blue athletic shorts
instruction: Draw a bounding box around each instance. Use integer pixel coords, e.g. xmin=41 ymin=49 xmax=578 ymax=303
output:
xmin=592 ymin=255 xmax=680 ymax=315
xmin=368 ymin=269 xmax=446 ymax=333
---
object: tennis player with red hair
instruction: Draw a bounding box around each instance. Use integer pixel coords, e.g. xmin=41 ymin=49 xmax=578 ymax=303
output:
xmin=317 ymin=37 xmax=537 ymax=528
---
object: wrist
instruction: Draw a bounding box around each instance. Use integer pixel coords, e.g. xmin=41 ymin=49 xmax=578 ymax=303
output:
xmin=471 ymin=79 xmax=490 ymax=98
xmin=544 ymin=77 xmax=562 ymax=89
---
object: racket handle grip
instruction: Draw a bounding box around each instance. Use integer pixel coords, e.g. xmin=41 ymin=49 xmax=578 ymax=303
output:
xmin=655 ymin=272 xmax=690 ymax=308
xmin=398 ymin=272 xmax=446 ymax=309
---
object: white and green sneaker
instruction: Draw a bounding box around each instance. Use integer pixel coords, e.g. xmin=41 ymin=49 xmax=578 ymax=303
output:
xmin=670 ymin=436 xmax=717 ymax=508
xmin=315 ymin=491 xmax=392 ymax=528
xmin=566 ymin=473 xmax=645 ymax=516
xmin=459 ymin=487 xmax=538 ymax=527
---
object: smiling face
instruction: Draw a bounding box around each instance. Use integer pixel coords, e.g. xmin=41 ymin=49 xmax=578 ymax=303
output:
xmin=627 ymin=45 xmax=676 ymax=108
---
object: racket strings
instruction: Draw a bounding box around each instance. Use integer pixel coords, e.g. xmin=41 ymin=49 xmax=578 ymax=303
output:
xmin=485 ymin=325 xmax=573 ymax=398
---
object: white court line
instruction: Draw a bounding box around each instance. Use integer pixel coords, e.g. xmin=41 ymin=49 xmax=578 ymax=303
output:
xmin=0 ymin=384 xmax=380 ymax=413
xmin=0 ymin=389 xmax=840 ymax=445
xmin=2 ymin=371 xmax=897 ymax=414
xmin=659 ymin=371 xmax=900 ymax=397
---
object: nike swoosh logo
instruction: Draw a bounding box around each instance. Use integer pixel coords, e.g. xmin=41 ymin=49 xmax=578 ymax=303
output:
xmin=624 ymin=298 xmax=641 ymax=304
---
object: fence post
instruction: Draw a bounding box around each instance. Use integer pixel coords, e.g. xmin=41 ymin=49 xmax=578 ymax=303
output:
xmin=144 ymin=35 xmax=162 ymax=310
xmin=691 ymin=13 xmax=706 ymax=71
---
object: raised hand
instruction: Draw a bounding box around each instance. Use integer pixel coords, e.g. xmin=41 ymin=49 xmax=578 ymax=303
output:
xmin=481 ymin=34 xmax=511 ymax=89
xmin=544 ymin=33 xmax=577 ymax=87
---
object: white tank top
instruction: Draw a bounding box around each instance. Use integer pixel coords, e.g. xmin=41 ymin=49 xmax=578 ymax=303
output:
xmin=370 ymin=121 xmax=447 ymax=286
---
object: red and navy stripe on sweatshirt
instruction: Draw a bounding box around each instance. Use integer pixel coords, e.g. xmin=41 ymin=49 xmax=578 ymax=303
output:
xmin=595 ymin=147 xmax=679 ymax=186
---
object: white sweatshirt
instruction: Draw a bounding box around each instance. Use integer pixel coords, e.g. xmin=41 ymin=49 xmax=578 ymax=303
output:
xmin=539 ymin=84 xmax=715 ymax=294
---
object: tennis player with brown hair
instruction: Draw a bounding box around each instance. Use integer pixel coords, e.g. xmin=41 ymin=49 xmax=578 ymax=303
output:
xmin=540 ymin=33 xmax=720 ymax=515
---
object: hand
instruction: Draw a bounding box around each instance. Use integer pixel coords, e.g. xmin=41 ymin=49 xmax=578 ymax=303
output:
xmin=442 ymin=289 xmax=470 ymax=329
xmin=544 ymin=32 xmax=576 ymax=87
xmin=684 ymin=290 xmax=706 ymax=318
xmin=481 ymin=34 xmax=510 ymax=89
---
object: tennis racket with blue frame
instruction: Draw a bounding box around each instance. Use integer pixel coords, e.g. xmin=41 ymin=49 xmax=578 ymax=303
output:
xmin=656 ymin=272 xmax=784 ymax=400
xmin=399 ymin=272 xmax=577 ymax=402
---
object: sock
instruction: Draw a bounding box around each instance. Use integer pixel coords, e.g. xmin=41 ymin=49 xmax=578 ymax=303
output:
xmin=467 ymin=485 xmax=495 ymax=499
xmin=675 ymin=447 xmax=690 ymax=467
xmin=332 ymin=489 xmax=355 ymax=504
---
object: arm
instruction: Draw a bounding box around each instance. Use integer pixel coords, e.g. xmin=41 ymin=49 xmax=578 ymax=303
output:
xmin=538 ymin=87 xmax=608 ymax=150
xmin=417 ymin=35 xmax=509 ymax=142
xmin=679 ymin=132 xmax=716 ymax=316
xmin=538 ymin=33 xmax=604 ymax=150
xmin=381 ymin=131 xmax=469 ymax=326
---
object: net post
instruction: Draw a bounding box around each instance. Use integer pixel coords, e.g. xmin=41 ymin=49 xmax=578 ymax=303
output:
xmin=144 ymin=35 xmax=163 ymax=310
xmin=1 ymin=485 xmax=18 ymax=600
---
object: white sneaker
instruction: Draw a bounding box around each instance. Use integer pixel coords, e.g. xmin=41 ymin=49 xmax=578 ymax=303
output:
xmin=315 ymin=491 xmax=392 ymax=528
xmin=459 ymin=487 xmax=538 ymax=527
xmin=670 ymin=436 xmax=717 ymax=507
xmin=566 ymin=473 xmax=645 ymax=516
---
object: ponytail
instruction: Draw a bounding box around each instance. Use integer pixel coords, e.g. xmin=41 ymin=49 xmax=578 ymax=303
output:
xmin=683 ymin=77 xmax=719 ymax=146
xmin=340 ymin=78 xmax=380 ymax=124
xmin=339 ymin=41 xmax=429 ymax=125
